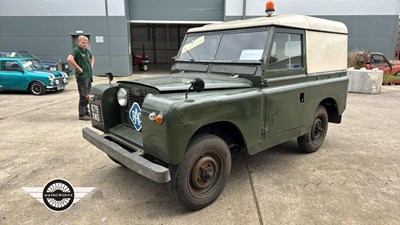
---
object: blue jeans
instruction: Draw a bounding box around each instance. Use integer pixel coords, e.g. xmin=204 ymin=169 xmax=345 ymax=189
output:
xmin=76 ymin=77 xmax=92 ymax=117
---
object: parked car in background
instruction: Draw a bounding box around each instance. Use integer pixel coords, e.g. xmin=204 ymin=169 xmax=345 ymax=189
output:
xmin=0 ymin=57 xmax=68 ymax=95
xmin=355 ymin=51 xmax=400 ymax=76
xmin=0 ymin=50 xmax=71 ymax=76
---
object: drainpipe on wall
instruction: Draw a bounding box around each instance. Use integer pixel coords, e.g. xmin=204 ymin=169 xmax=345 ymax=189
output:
xmin=242 ymin=0 xmax=247 ymax=20
xmin=105 ymin=0 xmax=112 ymax=72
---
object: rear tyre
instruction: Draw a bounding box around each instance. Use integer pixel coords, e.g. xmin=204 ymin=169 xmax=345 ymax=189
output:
xmin=30 ymin=81 xmax=46 ymax=95
xmin=297 ymin=105 xmax=328 ymax=153
xmin=168 ymin=134 xmax=231 ymax=211
xmin=138 ymin=65 xmax=144 ymax=71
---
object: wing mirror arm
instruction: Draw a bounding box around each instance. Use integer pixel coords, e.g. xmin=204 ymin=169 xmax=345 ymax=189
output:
xmin=106 ymin=72 xmax=114 ymax=85
xmin=185 ymin=78 xmax=205 ymax=99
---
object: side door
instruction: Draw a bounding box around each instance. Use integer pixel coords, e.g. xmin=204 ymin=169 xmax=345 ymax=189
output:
xmin=262 ymin=28 xmax=307 ymax=139
xmin=0 ymin=60 xmax=29 ymax=90
xmin=371 ymin=54 xmax=391 ymax=74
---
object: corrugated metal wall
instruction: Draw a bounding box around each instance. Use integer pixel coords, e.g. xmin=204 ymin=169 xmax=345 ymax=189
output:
xmin=129 ymin=0 xmax=224 ymax=22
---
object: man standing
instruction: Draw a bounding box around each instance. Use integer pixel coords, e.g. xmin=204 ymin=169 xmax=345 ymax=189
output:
xmin=67 ymin=35 xmax=95 ymax=121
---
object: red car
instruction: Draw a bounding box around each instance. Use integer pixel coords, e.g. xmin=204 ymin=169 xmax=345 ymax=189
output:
xmin=356 ymin=51 xmax=400 ymax=76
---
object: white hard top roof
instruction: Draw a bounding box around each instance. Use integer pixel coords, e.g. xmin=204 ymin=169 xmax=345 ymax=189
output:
xmin=188 ymin=14 xmax=347 ymax=34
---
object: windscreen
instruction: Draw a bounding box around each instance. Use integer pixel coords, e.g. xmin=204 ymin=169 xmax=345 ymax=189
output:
xmin=177 ymin=29 xmax=269 ymax=62
xmin=21 ymin=59 xmax=44 ymax=71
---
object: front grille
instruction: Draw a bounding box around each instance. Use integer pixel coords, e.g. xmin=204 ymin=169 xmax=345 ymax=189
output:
xmin=56 ymin=63 xmax=62 ymax=71
xmin=54 ymin=77 xmax=66 ymax=85
xmin=121 ymin=88 xmax=146 ymax=129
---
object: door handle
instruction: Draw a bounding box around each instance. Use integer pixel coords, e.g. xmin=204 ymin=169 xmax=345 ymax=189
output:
xmin=300 ymin=93 xmax=304 ymax=103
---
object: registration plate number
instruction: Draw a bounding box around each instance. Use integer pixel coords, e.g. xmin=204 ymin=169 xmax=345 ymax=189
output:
xmin=90 ymin=104 xmax=101 ymax=122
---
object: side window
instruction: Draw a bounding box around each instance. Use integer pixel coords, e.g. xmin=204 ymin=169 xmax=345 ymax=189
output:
xmin=371 ymin=55 xmax=386 ymax=64
xmin=1 ymin=61 xmax=20 ymax=71
xmin=268 ymin=33 xmax=303 ymax=70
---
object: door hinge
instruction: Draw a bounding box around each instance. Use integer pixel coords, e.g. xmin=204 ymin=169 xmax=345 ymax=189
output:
xmin=261 ymin=80 xmax=268 ymax=87
xmin=261 ymin=127 xmax=268 ymax=134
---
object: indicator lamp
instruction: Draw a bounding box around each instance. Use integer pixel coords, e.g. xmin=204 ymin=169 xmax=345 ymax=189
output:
xmin=149 ymin=112 xmax=164 ymax=124
xmin=86 ymin=94 xmax=95 ymax=101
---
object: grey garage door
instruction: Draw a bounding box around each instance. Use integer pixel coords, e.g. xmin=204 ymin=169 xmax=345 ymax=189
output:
xmin=129 ymin=0 xmax=224 ymax=22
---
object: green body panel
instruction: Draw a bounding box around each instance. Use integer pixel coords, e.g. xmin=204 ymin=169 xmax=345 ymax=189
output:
xmin=142 ymin=87 xmax=263 ymax=165
xmin=90 ymin=70 xmax=347 ymax=164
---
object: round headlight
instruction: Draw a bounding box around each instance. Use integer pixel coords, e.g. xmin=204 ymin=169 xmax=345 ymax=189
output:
xmin=55 ymin=80 xmax=60 ymax=85
xmin=117 ymin=88 xmax=128 ymax=106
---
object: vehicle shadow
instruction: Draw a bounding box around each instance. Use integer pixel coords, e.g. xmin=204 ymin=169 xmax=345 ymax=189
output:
xmin=0 ymin=89 xmax=68 ymax=95
xmin=90 ymin=139 xmax=304 ymax=217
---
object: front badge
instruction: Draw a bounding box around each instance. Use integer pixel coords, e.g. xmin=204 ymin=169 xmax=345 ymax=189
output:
xmin=129 ymin=102 xmax=142 ymax=131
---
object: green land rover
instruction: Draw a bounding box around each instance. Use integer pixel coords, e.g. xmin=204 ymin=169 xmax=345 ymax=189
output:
xmin=82 ymin=14 xmax=348 ymax=210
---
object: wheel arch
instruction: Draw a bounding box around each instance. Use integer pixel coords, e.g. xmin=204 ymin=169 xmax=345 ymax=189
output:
xmin=319 ymin=97 xmax=341 ymax=123
xmin=28 ymin=80 xmax=46 ymax=90
xmin=189 ymin=121 xmax=247 ymax=154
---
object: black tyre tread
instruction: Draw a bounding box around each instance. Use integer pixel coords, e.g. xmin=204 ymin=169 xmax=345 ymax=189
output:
xmin=297 ymin=105 xmax=328 ymax=153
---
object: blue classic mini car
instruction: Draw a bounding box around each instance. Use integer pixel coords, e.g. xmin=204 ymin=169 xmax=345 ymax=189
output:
xmin=0 ymin=57 xmax=69 ymax=95
xmin=0 ymin=50 xmax=71 ymax=76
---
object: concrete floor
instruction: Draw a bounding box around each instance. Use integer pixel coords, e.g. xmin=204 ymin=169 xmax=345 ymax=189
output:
xmin=0 ymin=73 xmax=399 ymax=225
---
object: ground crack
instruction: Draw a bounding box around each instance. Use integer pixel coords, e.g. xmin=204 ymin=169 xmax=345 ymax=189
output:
xmin=243 ymin=151 xmax=264 ymax=225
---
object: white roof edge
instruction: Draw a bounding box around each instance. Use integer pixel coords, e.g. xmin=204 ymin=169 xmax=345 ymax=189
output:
xmin=188 ymin=14 xmax=348 ymax=34
xmin=130 ymin=20 xmax=223 ymax=24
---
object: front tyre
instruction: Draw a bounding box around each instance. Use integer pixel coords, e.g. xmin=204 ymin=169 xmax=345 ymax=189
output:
xmin=169 ymin=134 xmax=231 ymax=211
xmin=30 ymin=81 xmax=46 ymax=95
xmin=297 ymin=105 xmax=328 ymax=153
xmin=139 ymin=64 xmax=149 ymax=71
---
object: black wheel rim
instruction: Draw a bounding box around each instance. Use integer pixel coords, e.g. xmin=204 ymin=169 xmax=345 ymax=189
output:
xmin=32 ymin=84 xmax=41 ymax=95
xmin=188 ymin=152 xmax=223 ymax=199
xmin=311 ymin=116 xmax=325 ymax=145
